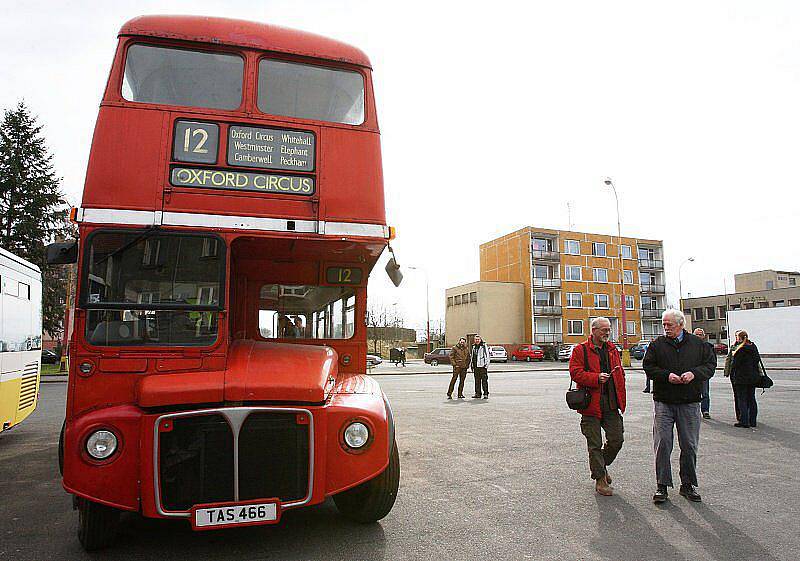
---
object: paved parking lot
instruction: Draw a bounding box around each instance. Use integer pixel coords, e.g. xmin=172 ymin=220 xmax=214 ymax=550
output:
xmin=2 ymin=368 xmax=798 ymax=560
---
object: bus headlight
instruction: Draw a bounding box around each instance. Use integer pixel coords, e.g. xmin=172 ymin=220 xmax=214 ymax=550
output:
xmin=86 ymin=430 xmax=118 ymax=460
xmin=343 ymin=422 xmax=370 ymax=449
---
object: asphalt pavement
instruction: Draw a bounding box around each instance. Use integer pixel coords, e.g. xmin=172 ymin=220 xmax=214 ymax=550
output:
xmin=2 ymin=369 xmax=799 ymax=560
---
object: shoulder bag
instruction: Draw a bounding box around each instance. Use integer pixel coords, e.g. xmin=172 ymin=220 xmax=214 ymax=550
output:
xmin=566 ymin=344 xmax=592 ymax=410
xmin=755 ymin=356 xmax=774 ymax=390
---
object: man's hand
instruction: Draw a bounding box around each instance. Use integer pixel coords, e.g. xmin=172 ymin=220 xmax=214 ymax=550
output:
xmin=681 ymin=371 xmax=695 ymax=384
xmin=599 ymin=372 xmax=610 ymax=384
xmin=668 ymin=373 xmax=683 ymax=384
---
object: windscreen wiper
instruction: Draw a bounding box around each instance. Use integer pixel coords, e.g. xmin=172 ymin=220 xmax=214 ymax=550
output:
xmin=95 ymin=226 xmax=161 ymax=267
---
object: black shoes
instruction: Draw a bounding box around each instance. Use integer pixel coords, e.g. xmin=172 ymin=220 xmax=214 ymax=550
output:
xmin=679 ymin=485 xmax=702 ymax=502
xmin=457 ymin=395 xmax=465 ymax=399
xmin=483 ymin=395 xmax=489 ymax=399
xmin=472 ymin=394 xmax=481 ymax=399
xmin=702 ymin=412 xmax=711 ymax=419
xmin=734 ymin=422 xmax=750 ymax=428
xmin=653 ymin=485 xmax=668 ymax=504
xmin=642 ymin=389 xmax=650 ymax=393
xmin=447 ymin=394 xmax=452 ymax=399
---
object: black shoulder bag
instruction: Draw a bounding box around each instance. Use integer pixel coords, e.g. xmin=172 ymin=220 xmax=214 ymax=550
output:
xmin=566 ymin=344 xmax=592 ymax=410
xmin=755 ymin=356 xmax=774 ymax=391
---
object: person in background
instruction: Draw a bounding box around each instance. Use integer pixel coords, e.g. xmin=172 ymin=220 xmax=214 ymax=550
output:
xmin=569 ymin=317 xmax=626 ymax=497
xmin=693 ymin=328 xmax=714 ymax=419
xmin=643 ymin=309 xmax=716 ymax=504
xmin=724 ymin=330 xmax=742 ymax=422
xmin=730 ymin=330 xmax=762 ymax=429
xmin=293 ymin=316 xmax=305 ymax=338
xmin=469 ymin=335 xmax=491 ymax=399
xmin=447 ymin=337 xmax=470 ymax=399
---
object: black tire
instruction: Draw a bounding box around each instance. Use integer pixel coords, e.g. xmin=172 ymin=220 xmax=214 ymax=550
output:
xmin=77 ymin=498 xmax=120 ymax=551
xmin=430 ymin=359 xmax=438 ymax=367
xmin=334 ymin=440 xmax=400 ymax=523
xmin=58 ymin=420 xmax=65 ymax=476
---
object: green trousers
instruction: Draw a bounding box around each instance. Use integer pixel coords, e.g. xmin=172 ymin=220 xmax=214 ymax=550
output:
xmin=580 ymin=410 xmax=624 ymax=480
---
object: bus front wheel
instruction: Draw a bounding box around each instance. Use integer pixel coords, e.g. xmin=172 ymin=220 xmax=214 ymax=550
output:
xmin=334 ymin=440 xmax=400 ymax=523
xmin=77 ymin=498 xmax=120 ymax=551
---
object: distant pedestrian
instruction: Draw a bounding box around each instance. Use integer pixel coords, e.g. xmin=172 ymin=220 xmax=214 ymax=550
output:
xmin=724 ymin=331 xmax=742 ymax=422
xmin=469 ymin=335 xmax=490 ymax=399
xmin=693 ymin=328 xmax=714 ymax=419
xmin=643 ymin=309 xmax=716 ymax=504
xmin=730 ymin=330 xmax=762 ymax=429
xmin=447 ymin=337 xmax=470 ymax=399
xmin=643 ymin=372 xmax=652 ymax=393
xmin=569 ymin=317 xmax=626 ymax=496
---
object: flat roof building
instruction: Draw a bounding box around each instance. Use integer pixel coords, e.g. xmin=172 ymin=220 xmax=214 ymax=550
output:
xmin=734 ymin=270 xmax=800 ymax=292
xmin=445 ymin=281 xmax=525 ymax=346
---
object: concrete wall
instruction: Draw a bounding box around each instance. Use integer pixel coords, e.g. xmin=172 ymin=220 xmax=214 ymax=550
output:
xmin=728 ymin=306 xmax=800 ymax=356
xmin=445 ymin=281 xmax=524 ymax=346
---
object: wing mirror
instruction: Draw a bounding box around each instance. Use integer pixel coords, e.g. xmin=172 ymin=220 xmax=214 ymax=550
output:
xmin=46 ymin=241 xmax=78 ymax=265
xmin=384 ymin=245 xmax=403 ymax=287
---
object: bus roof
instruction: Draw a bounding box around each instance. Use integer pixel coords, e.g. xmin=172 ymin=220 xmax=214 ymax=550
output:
xmin=119 ymin=15 xmax=372 ymax=69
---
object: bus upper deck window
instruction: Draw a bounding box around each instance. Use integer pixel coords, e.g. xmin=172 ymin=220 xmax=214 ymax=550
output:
xmin=122 ymin=44 xmax=243 ymax=110
xmin=257 ymin=60 xmax=365 ymax=125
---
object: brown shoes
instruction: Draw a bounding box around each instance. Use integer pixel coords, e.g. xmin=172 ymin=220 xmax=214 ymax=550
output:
xmin=596 ymin=477 xmax=613 ymax=496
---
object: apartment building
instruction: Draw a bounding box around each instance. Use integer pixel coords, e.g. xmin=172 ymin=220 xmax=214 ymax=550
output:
xmin=734 ymin=270 xmax=800 ymax=292
xmin=478 ymin=227 xmax=666 ymax=346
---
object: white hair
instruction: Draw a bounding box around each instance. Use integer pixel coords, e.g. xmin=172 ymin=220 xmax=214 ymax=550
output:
xmin=662 ymin=308 xmax=686 ymax=326
xmin=590 ymin=316 xmax=611 ymax=329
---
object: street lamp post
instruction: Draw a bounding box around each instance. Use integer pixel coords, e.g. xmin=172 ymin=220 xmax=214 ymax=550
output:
xmin=603 ymin=177 xmax=630 ymax=366
xmin=408 ymin=266 xmax=431 ymax=353
xmin=678 ymin=257 xmax=695 ymax=315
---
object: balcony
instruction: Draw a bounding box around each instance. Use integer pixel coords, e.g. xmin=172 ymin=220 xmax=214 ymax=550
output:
xmin=531 ymin=249 xmax=560 ymax=261
xmin=640 ymin=283 xmax=665 ymax=294
xmin=638 ymin=258 xmax=664 ymax=270
xmin=534 ymin=333 xmax=563 ymax=344
xmin=642 ymin=308 xmax=666 ymax=318
xmin=532 ymin=277 xmax=561 ymax=288
xmin=533 ymin=305 xmax=562 ymax=316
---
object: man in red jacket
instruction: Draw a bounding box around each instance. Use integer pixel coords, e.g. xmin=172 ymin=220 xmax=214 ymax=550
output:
xmin=569 ymin=317 xmax=627 ymax=496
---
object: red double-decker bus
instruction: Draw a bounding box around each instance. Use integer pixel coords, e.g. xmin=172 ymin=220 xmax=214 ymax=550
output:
xmin=48 ymin=15 xmax=400 ymax=550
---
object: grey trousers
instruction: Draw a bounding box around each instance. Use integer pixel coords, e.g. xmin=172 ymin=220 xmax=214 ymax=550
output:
xmin=653 ymin=401 xmax=701 ymax=488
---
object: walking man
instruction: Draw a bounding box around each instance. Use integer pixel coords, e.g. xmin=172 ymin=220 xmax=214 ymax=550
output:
xmin=693 ymin=328 xmax=714 ymax=419
xmin=644 ymin=309 xmax=716 ymax=503
xmin=470 ymin=335 xmax=490 ymax=399
xmin=568 ymin=317 xmax=626 ymax=496
xmin=447 ymin=337 xmax=470 ymax=399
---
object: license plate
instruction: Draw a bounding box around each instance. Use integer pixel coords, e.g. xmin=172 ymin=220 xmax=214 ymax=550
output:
xmin=192 ymin=500 xmax=280 ymax=530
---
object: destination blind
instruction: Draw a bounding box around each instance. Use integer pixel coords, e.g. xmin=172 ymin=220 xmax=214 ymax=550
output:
xmin=227 ymin=126 xmax=315 ymax=172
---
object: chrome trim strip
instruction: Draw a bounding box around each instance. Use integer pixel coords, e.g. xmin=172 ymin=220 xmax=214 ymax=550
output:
xmin=76 ymin=207 xmax=389 ymax=238
xmin=153 ymin=406 xmax=315 ymax=519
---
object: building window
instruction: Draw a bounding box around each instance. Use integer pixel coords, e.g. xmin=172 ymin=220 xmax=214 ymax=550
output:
xmin=790 ymin=277 xmax=797 ymax=286
xmin=566 ymin=293 xmax=582 ymax=308
xmin=592 ymin=242 xmax=606 ymax=257
xmin=532 ymin=237 xmax=553 ymax=251
xmin=705 ymin=307 xmax=715 ymax=320
xmin=454 ymin=295 xmax=462 ymax=305
xmin=564 ymin=240 xmax=580 ymax=255
xmin=201 ymin=238 xmax=219 ymax=257
xmin=623 ymin=270 xmax=634 ymax=284
xmin=626 ymin=320 xmax=636 ymax=336
xmin=621 ymin=244 xmax=632 ymax=259
xmin=625 ymin=295 xmax=634 ymax=310
xmin=534 ymin=264 xmax=552 ymax=279
xmin=447 ymin=297 xmax=453 ymax=307
xmin=470 ymin=292 xmax=478 ymax=303
xmin=640 ymin=271 xmax=651 ymax=285
xmin=568 ymin=320 xmax=584 ymax=335
xmin=693 ymin=308 xmax=704 ymax=321
xmin=565 ymin=266 xmax=582 ymax=281
xmin=461 ymin=294 xmax=469 ymax=304
xmin=593 ymin=268 xmax=608 ymax=283
xmin=774 ymin=300 xmax=786 ymax=307
xmin=766 ymin=280 xmax=774 ymax=289
xmin=534 ymin=291 xmax=555 ymax=305
xmin=718 ymin=305 xmax=727 ymax=318
xmin=594 ymin=294 xmax=609 ymax=309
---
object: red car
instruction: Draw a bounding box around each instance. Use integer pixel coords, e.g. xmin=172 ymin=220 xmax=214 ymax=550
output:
xmin=511 ymin=345 xmax=544 ymax=362
xmin=714 ymin=342 xmax=729 ymax=355
xmin=424 ymin=348 xmax=452 ymax=366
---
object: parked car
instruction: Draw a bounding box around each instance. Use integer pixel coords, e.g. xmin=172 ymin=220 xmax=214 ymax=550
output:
xmin=714 ymin=342 xmax=729 ymax=355
xmin=423 ymin=347 xmax=452 ymax=366
xmin=41 ymin=349 xmax=59 ymax=364
xmin=630 ymin=342 xmax=649 ymax=360
xmin=558 ymin=344 xmax=575 ymax=362
xmin=613 ymin=342 xmax=623 ymax=352
xmin=511 ymin=345 xmax=544 ymax=362
xmin=366 ymin=354 xmax=382 ymax=366
xmin=489 ymin=345 xmax=508 ymax=363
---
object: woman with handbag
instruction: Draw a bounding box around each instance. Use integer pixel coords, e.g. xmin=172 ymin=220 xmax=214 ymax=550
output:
xmin=730 ymin=330 xmax=762 ymax=428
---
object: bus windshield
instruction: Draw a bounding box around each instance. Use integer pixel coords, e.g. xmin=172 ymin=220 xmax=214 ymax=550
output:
xmin=82 ymin=231 xmax=225 ymax=347
xmin=258 ymin=284 xmax=355 ymax=340
xmin=122 ymin=44 xmax=244 ymax=110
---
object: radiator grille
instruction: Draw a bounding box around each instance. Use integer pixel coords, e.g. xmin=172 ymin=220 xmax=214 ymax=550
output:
xmin=17 ymin=362 xmax=39 ymax=411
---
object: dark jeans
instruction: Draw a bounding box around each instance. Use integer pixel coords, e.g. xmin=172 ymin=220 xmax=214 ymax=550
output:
xmin=730 ymin=379 xmax=740 ymax=421
xmin=653 ymin=401 xmax=701 ymax=488
xmin=644 ymin=376 xmax=652 ymax=392
xmin=580 ymin=410 xmax=624 ymax=480
xmin=473 ymin=367 xmax=488 ymax=396
xmin=448 ymin=367 xmax=467 ymax=396
xmin=701 ymin=379 xmax=710 ymax=413
xmin=734 ymin=384 xmax=758 ymax=427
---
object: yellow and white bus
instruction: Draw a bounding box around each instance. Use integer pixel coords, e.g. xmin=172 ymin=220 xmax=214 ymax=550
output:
xmin=0 ymin=247 xmax=43 ymax=433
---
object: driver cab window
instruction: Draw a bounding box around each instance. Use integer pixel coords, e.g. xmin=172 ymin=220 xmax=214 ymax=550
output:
xmin=258 ymin=284 xmax=355 ymax=340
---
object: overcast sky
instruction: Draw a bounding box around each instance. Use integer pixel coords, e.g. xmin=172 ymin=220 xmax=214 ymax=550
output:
xmin=2 ymin=0 xmax=798 ymax=333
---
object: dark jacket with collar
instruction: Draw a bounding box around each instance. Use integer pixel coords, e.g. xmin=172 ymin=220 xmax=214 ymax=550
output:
xmin=643 ymin=330 xmax=716 ymax=404
xmin=730 ymin=341 xmax=762 ymax=386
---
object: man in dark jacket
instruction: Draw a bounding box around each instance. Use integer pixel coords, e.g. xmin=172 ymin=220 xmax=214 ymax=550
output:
xmin=644 ymin=309 xmax=716 ymax=504
xmin=447 ymin=337 xmax=470 ymax=399
xmin=569 ymin=317 xmax=626 ymax=496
